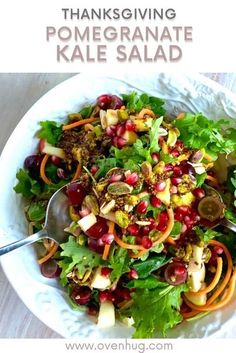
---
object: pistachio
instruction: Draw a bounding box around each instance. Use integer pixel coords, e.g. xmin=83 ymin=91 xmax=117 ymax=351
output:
xmin=117 ymin=109 xmax=129 ymax=121
xmin=124 ymin=204 xmax=134 ymax=212
xmin=141 ymin=161 xmax=153 ymax=179
xmin=96 ymin=181 xmax=108 ymax=192
xmin=84 ymin=195 xmax=100 ymax=215
xmin=126 ymin=195 xmax=139 ymax=206
xmin=190 ymin=150 xmax=204 ymax=163
xmin=100 ymin=199 xmax=116 ymax=214
xmin=153 ymin=161 xmax=165 ymax=174
xmin=115 ymin=210 xmax=130 ymax=228
xmin=107 ymin=182 xmax=133 ymax=195
xmin=69 ymin=206 xmax=80 ymax=222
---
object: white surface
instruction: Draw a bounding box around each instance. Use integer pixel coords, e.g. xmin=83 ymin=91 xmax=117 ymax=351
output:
xmin=1 ymin=0 xmax=236 ymax=71
xmin=1 ymin=73 xmax=236 ymax=338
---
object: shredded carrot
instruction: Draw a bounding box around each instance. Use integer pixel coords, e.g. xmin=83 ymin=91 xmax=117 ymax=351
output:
xmin=166 ymin=236 xmax=176 ymax=245
xmin=181 ymin=310 xmax=201 ymax=319
xmin=189 ymin=257 xmax=223 ymax=296
xmin=114 ymin=233 xmax=145 ymax=251
xmin=138 ymin=108 xmax=156 ymax=119
xmin=183 ymin=240 xmax=233 ymax=312
xmin=206 ymin=240 xmax=233 ymax=305
xmin=40 ymin=154 xmax=52 ymax=185
xmin=72 ymin=163 xmax=82 ymax=181
xmin=102 ymin=221 xmax=115 ymax=260
xmin=130 ymin=208 xmax=174 ymax=259
xmin=184 ymin=271 xmax=236 ymax=311
xmin=62 ymin=117 xmax=99 ymax=131
xmin=38 ymin=242 xmax=58 ymax=265
xmin=206 ymin=175 xmax=219 ymax=185
xmin=161 ymin=140 xmax=168 ymax=154
xmin=176 ymin=112 xmax=185 ymax=120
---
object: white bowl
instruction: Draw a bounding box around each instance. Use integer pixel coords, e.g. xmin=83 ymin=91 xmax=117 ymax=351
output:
xmin=1 ymin=72 xmax=236 ymax=338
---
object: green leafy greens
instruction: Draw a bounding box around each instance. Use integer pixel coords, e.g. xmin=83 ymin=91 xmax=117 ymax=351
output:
xmin=14 ymin=169 xmax=41 ymax=199
xmin=37 ymin=120 xmax=63 ymax=145
xmin=174 ymin=113 xmax=236 ymax=159
xmin=121 ymin=91 xmax=165 ymax=116
xmin=128 ymin=282 xmax=188 ymax=338
xmin=58 ymin=236 xmax=101 ymax=286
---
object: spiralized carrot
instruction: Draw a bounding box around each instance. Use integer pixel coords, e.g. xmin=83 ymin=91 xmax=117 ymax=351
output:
xmin=72 ymin=163 xmax=82 ymax=181
xmin=40 ymin=154 xmax=52 ymax=185
xmin=183 ymin=240 xmax=233 ymax=312
xmin=181 ymin=310 xmax=201 ymax=319
xmin=166 ymin=236 xmax=176 ymax=245
xmin=130 ymin=207 xmax=174 ymax=258
xmin=189 ymin=257 xmax=223 ymax=296
xmin=102 ymin=221 xmax=115 ymax=260
xmin=62 ymin=117 xmax=99 ymax=131
xmin=114 ymin=233 xmax=145 ymax=251
xmin=38 ymin=242 xmax=58 ymax=265
xmin=138 ymin=108 xmax=156 ymax=119
xmin=206 ymin=175 xmax=219 ymax=186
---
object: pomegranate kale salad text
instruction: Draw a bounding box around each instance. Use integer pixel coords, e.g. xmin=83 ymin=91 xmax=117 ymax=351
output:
xmin=14 ymin=91 xmax=236 ymax=337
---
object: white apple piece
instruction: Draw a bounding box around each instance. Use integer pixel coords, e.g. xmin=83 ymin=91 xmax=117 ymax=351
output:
xmin=97 ymin=301 xmax=115 ymax=328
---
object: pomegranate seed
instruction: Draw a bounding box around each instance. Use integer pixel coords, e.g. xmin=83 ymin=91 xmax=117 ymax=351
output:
xmin=164 ymin=164 xmax=173 ymax=172
xmin=154 ymin=181 xmax=166 ymax=192
xmin=192 ymin=188 xmax=206 ymax=199
xmin=51 ymin=155 xmax=61 ymax=166
xmin=110 ymin=173 xmax=122 ymax=183
xmin=79 ymin=207 xmax=91 ymax=217
xmin=71 ymin=286 xmax=92 ymax=305
xmin=125 ymin=172 xmax=139 ymax=186
xmin=175 ymin=209 xmax=184 ymax=221
xmin=171 ymin=149 xmax=180 ymax=157
xmin=101 ymin=233 xmax=115 ymax=245
xmin=170 ymin=185 xmax=178 ymax=194
xmin=107 ymin=291 xmax=115 ymax=302
xmin=97 ymin=94 xmax=112 ymax=109
xmin=178 ymin=206 xmax=191 ymax=215
xmin=125 ymin=120 xmax=136 ymax=131
xmin=127 ymin=224 xmax=139 ymax=236
xmin=150 ymin=195 xmax=162 ymax=208
xmin=128 ymin=269 xmax=138 ymax=279
xmin=214 ymin=246 xmax=223 ymax=255
xmin=57 ymin=168 xmax=67 ymax=179
xmin=136 ymin=200 xmax=148 ymax=214
xmin=99 ymin=291 xmax=109 ymax=303
xmin=184 ymin=216 xmax=192 ymax=225
xmin=142 ymin=236 xmax=153 ymax=249
xmin=140 ymin=226 xmax=150 ymax=236
xmin=116 ymin=123 xmax=126 ymax=137
xmin=156 ymin=223 xmax=167 ymax=232
xmin=91 ymin=165 xmax=99 ymax=175
xmin=106 ymin=126 xmax=116 ymax=137
xmin=175 ymin=140 xmax=184 ymax=149
xmin=113 ymin=136 xmax=127 ymax=149
xmin=151 ymin=152 xmax=160 ymax=163
xmin=173 ymin=166 xmax=183 ymax=177
xmin=87 ymin=305 xmax=98 ymax=316
xmin=159 ymin=211 xmax=169 ymax=223
xmin=171 ymin=177 xmax=182 ymax=186
xmin=101 ymin=267 xmax=112 ymax=277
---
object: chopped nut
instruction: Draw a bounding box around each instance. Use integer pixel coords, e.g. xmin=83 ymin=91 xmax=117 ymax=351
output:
xmin=108 ymin=182 xmax=133 ymax=195
xmin=100 ymin=199 xmax=116 ymax=214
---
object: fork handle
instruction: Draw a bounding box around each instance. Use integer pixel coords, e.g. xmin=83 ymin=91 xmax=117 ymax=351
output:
xmin=0 ymin=229 xmax=47 ymax=256
xmin=221 ymin=218 xmax=236 ymax=233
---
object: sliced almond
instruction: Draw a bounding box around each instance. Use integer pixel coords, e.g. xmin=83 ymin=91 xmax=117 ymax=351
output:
xmin=100 ymin=200 xmax=116 ymax=214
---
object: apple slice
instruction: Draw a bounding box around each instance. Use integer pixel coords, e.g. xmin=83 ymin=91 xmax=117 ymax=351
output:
xmin=39 ymin=139 xmax=65 ymax=159
xmin=91 ymin=267 xmax=111 ymax=289
xmin=97 ymin=301 xmax=115 ymax=328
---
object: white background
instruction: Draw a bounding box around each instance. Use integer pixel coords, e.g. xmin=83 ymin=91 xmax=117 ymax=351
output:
xmin=0 ymin=0 xmax=236 ymax=72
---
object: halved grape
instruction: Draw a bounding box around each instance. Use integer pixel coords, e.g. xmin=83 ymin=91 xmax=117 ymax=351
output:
xmin=66 ymin=182 xmax=86 ymax=206
xmin=164 ymin=262 xmax=187 ymax=286
xmin=40 ymin=259 xmax=61 ymax=278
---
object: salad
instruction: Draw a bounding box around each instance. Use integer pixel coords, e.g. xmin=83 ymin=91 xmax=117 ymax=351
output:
xmin=14 ymin=91 xmax=236 ymax=338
